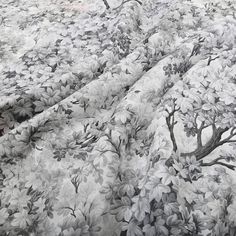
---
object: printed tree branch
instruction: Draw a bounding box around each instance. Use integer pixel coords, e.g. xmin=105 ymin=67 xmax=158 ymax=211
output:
xmin=102 ymin=132 xmax=122 ymax=158
xmin=165 ymin=104 xmax=236 ymax=170
xmin=63 ymin=206 xmax=77 ymax=218
xmin=207 ymin=55 xmax=220 ymax=66
xmin=165 ymin=102 xmax=179 ymax=152
xmin=190 ymin=37 xmax=205 ymax=57
xmin=218 ymin=127 xmax=236 ymax=146
xmin=181 ymin=125 xmax=236 ymax=160
xmin=71 ymin=175 xmax=80 ymax=194
xmin=201 ymin=155 xmax=236 ymax=170
xmin=102 ymin=0 xmax=110 ymax=9
xmin=192 ymin=113 xmax=206 ymax=148
xmin=201 ymin=160 xmax=236 ymax=170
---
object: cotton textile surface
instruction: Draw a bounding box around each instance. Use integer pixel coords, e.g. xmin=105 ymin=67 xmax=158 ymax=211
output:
xmin=1 ymin=0 xmax=236 ymax=235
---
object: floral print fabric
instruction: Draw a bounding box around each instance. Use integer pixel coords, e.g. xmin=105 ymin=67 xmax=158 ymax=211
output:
xmin=1 ymin=0 xmax=236 ymax=235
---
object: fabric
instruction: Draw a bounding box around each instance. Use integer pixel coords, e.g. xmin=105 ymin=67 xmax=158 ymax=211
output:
xmin=1 ymin=0 xmax=236 ymax=235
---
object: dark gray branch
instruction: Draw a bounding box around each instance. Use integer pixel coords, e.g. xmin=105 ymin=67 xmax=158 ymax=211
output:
xmin=165 ymin=103 xmax=179 ymax=152
xmin=63 ymin=206 xmax=77 ymax=218
xmin=218 ymin=127 xmax=236 ymax=146
xmin=207 ymin=55 xmax=220 ymax=66
xmin=102 ymin=0 xmax=110 ymax=9
xmin=182 ymin=126 xmax=230 ymax=160
xmin=103 ymin=133 xmax=121 ymax=158
xmin=201 ymin=160 xmax=236 ymax=171
xmin=71 ymin=175 xmax=80 ymax=194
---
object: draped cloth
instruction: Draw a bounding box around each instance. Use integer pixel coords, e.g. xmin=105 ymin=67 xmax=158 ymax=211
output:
xmin=1 ymin=0 xmax=236 ymax=235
